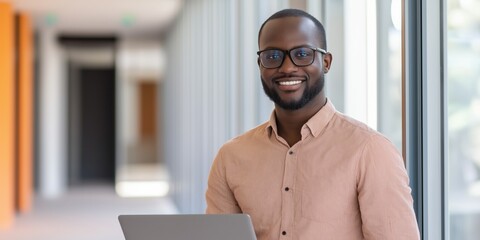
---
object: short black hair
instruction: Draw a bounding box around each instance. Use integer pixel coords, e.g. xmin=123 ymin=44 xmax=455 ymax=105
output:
xmin=258 ymin=9 xmax=327 ymax=50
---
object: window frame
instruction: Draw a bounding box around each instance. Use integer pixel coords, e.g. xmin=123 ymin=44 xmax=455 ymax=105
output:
xmin=403 ymin=0 xmax=448 ymax=239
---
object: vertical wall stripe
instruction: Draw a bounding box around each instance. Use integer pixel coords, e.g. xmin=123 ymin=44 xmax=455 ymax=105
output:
xmin=163 ymin=0 xmax=290 ymax=213
xmin=323 ymin=0 xmax=345 ymax=112
xmin=17 ymin=12 xmax=33 ymax=213
xmin=39 ymin=29 xmax=67 ymax=198
xmin=0 ymin=2 xmax=15 ymax=228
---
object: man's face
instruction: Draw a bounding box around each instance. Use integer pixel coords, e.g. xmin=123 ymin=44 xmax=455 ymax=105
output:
xmin=258 ymin=17 xmax=330 ymax=110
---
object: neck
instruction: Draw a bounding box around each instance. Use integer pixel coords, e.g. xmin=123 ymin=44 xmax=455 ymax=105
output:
xmin=275 ymin=94 xmax=327 ymax=146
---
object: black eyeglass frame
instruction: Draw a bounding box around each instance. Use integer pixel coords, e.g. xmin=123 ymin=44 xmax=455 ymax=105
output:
xmin=256 ymin=46 xmax=327 ymax=69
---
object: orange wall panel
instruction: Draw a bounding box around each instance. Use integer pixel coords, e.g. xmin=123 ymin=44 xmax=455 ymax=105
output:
xmin=17 ymin=12 xmax=33 ymax=213
xmin=0 ymin=2 xmax=15 ymax=229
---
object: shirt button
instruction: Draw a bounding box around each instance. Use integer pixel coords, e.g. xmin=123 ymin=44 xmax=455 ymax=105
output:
xmin=282 ymin=231 xmax=287 ymax=235
xmin=284 ymin=187 xmax=289 ymax=191
xmin=289 ymin=151 xmax=293 ymax=155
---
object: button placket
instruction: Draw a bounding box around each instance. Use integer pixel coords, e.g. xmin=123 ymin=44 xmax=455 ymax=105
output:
xmin=280 ymin=148 xmax=296 ymax=239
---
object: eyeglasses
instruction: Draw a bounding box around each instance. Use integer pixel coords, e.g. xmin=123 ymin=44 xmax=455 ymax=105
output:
xmin=257 ymin=46 xmax=327 ymax=69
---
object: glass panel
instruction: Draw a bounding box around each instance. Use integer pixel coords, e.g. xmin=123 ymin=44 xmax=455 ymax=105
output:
xmin=448 ymin=0 xmax=480 ymax=239
xmin=377 ymin=0 xmax=403 ymax=151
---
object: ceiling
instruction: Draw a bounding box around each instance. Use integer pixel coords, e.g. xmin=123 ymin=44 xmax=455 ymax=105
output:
xmin=10 ymin=0 xmax=183 ymax=36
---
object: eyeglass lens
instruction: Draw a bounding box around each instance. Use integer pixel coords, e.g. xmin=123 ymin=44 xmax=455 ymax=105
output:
xmin=260 ymin=47 xmax=315 ymax=68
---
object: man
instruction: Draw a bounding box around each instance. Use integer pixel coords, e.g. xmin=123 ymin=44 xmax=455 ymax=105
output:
xmin=206 ymin=9 xmax=420 ymax=240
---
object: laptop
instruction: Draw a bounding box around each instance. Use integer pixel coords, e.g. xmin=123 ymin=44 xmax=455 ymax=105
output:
xmin=118 ymin=214 xmax=257 ymax=240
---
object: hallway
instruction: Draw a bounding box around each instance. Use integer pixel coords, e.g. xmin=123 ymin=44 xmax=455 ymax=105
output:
xmin=0 ymin=185 xmax=177 ymax=240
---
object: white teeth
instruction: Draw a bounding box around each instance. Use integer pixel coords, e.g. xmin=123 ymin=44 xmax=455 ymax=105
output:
xmin=278 ymin=80 xmax=302 ymax=86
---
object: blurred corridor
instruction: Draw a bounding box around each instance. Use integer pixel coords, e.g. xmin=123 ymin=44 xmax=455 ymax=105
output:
xmin=0 ymin=0 xmax=182 ymax=236
xmin=0 ymin=184 xmax=177 ymax=240
xmin=1 ymin=0 xmax=480 ymax=239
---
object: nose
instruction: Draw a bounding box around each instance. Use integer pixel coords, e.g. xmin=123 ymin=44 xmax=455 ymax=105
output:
xmin=278 ymin=55 xmax=298 ymax=73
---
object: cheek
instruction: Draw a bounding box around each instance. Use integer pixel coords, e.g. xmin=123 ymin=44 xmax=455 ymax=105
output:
xmin=305 ymin=66 xmax=322 ymax=79
xmin=260 ymin=68 xmax=276 ymax=81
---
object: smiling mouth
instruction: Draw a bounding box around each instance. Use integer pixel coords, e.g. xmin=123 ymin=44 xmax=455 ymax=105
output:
xmin=277 ymin=80 xmax=303 ymax=86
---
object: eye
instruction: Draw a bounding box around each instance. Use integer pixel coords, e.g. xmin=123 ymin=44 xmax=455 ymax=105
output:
xmin=264 ymin=50 xmax=282 ymax=60
xmin=267 ymin=54 xmax=281 ymax=60
xmin=293 ymin=48 xmax=312 ymax=58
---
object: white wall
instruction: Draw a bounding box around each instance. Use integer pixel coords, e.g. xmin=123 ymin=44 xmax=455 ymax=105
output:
xmin=322 ymin=0 xmax=345 ymax=112
xmin=343 ymin=0 xmax=378 ymax=129
xmin=39 ymin=29 xmax=67 ymax=198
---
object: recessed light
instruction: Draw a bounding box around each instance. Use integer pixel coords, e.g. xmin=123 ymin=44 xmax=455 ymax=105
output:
xmin=44 ymin=13 xmax=58 ymax=26
xmin=121 ymin=14 xmax=136 ymax=27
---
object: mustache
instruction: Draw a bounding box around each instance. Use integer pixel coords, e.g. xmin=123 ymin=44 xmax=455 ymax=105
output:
xmin=271 ymin=74 xmax=306 ymax=81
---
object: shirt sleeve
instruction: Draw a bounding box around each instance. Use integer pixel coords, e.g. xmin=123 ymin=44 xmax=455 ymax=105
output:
xmin=205 ymin=147 xmax=242 ymax=214
xmin=357 ymin=134 xmax=420 ymax=240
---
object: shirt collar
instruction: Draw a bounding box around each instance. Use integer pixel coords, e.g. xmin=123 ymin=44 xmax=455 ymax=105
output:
xmin=304 ymin=99 xmax=336 ymax=137
xmin=265 ymin=99 xmax=337 ymax=138
xmin=266 ymin=111 xmax=278 ymax=137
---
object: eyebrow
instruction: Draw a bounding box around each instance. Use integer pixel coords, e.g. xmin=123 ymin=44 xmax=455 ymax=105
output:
xmin=259 ymin=44 xmax=316 ymax=51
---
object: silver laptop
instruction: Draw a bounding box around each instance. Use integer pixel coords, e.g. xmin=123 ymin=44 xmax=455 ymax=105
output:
xmin=118 ymin=214 xmax=257 ymax=240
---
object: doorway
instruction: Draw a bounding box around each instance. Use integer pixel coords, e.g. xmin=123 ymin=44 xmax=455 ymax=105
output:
xmin=79 ymin=68 xmax=116 ymax=182
xmin=61 ymin=36 xmax=117 ymax=186
xmin=68 ymin=64 xmax=116 ymax=185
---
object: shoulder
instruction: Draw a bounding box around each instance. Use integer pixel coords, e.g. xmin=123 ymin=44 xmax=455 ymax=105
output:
xmin=211 ymin=121 xmax=270 ymax=173
xmin=338 ymin=116 xmax=405 ymax=176
xmin=219 ymin=121 xmax=270 ymax=153
xmin=213 ymin=121 xmax=271 ymax=165
xmin=329 ymin=112 xmax=392 ymax=145
xmin=328 ymin=112 xmax=400 ymax=157
xmin=332 ymin=112 xmax=377 ymax=136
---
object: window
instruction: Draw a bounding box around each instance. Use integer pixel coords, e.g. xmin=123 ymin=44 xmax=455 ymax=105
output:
xmin=447 ymin=0 xmax=480 ymax=239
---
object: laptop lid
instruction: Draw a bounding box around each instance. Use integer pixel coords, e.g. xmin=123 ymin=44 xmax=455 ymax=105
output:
xmin=118 ymin=214 xmax=257 ymax=240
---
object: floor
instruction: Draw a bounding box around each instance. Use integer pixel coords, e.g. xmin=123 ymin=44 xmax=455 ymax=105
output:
xmin=0 ymin=184 xmax=178 ymax=240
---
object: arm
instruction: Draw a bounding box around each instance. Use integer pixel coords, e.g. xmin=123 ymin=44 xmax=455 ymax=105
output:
xmin=357 ymin=135 xmax=420 ymax=240
xmin=205 ymin=148 xmax=241 ymax=214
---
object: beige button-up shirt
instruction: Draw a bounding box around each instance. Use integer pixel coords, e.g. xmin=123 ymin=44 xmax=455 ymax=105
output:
xmin=206 ymin=100 xmax=420 ymax=240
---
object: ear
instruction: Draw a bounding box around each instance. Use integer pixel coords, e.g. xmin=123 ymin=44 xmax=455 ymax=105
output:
xmin=323 ymin=52 xmax=333 ymax=73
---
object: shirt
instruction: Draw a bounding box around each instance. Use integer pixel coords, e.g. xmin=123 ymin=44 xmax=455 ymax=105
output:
xmin=206 ymin=100 xmax=420 ymax=240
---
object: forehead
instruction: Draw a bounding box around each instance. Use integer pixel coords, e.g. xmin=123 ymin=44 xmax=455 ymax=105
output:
xmin=259 ymin=16 xmax=320 ymax=50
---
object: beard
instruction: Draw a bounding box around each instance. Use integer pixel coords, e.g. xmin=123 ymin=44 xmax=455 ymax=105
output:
xmin=261 ymin=75 xmax=324 ymax=110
